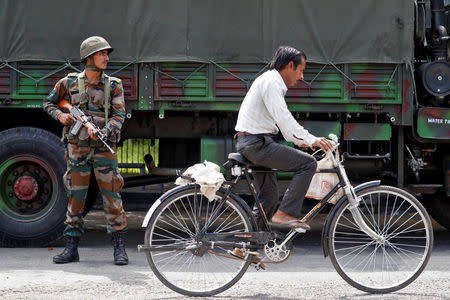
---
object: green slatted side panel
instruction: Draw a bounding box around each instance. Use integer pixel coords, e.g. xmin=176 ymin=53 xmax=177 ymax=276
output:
xmin=156 ymin=63 xmax=208 ymax=99
xmin=153 ymin=62 xmax=402 ymax=108
xmin=0 ymin=67 xmax=10 ymax=95
xmin=215 ymin=63 xmax=267 ymax=97
xmin=287 ymin=64 xmax=344 ymax=100
xmin=14 ymin=63 xmax=69 ymax=99
xmin=117 ymin=138 xmax=159 ymax=174
xmin=108 ymin=64 xmax=138 ymax=100
xmin=349 ymin=63 xmax=400 ymax=103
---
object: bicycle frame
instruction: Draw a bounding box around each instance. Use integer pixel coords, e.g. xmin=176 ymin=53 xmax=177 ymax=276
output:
xmin=215 ymin=147 xmax=385 ymax=247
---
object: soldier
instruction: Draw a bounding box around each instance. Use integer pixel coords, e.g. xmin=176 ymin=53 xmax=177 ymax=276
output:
xmin=43 ymin=36 xmax=128 ymax=265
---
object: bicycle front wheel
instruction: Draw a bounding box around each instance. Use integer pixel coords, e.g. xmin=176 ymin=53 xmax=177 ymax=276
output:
xmin=328 ymin=185 xmax=433 ymax=293
xmin=145 ymin=185 xmax=253 ymax=297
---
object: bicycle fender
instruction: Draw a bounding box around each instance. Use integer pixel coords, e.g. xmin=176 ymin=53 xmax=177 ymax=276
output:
xmin=141 ymin=184 xmax=256 ymax=230
xmin=321 ymin=180 xmax=381 ymax=258
xmin=142 ymin=184 xmax=196 ymax=228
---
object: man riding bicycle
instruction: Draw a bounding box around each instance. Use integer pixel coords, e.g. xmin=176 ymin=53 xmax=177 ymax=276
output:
xmin=235 ymin=46 xmax=333 ymax=231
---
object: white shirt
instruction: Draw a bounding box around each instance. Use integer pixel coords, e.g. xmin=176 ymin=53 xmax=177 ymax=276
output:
xmin=235 ymin=69 xmax=317 ymax=146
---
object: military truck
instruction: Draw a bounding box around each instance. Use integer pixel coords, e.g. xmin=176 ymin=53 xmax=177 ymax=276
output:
xmin=0 ymin=0 xmax=449 ymax=246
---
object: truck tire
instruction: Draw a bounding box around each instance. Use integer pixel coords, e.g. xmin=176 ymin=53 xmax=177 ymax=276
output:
xmin=423 ymin=192 xmax=450 ymax=230
xmin=0 ymin=127 xmax=68 ymax=247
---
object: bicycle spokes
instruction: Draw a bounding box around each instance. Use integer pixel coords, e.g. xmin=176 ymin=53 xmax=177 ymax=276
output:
xmin=329 ymin=186 xmax=432 ymax=293
xmin=144 ymin=187 xmax=253 ymax=296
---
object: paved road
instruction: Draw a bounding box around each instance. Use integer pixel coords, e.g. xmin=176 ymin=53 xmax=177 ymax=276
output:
xmin=0 ymin=212 xmax=449 ymax=300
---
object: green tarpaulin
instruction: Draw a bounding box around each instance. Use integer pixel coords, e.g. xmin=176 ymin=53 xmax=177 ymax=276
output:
xmin=0 ymin=0 xmax=414 ymax=64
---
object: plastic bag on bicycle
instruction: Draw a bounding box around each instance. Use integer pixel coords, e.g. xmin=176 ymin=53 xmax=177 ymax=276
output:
xmin=305 ymin=150 xmax=343 ymax=204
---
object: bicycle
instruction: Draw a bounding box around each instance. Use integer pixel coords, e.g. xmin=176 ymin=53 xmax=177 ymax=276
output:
xmin=137 ymin=141 xmax=434 ymax=297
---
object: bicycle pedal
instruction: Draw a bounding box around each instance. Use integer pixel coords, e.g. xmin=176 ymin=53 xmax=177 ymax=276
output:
xmin=228 ymin=248 xmax=259 ymax=258
xmin=227 ymin=249 xmax=242 ymax=259
xmin=251 ymin=262 xmax=265 ymax=271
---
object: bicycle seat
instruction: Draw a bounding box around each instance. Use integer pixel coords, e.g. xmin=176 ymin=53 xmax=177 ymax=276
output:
xmin=227 ymin=153 xmax=273 ymax=171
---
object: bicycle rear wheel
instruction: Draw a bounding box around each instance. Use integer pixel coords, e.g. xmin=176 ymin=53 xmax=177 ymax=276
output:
xmin=145 ymin=185 xmax=253 ymax=297
xmin=328 ymin=185 xmax=433 ymax=293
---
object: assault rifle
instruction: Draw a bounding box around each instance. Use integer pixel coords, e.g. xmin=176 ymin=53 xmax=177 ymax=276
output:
xmin=58 ymin=99 xmax=116 ymax=155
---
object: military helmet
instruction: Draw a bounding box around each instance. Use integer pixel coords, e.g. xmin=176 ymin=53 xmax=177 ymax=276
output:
xmin=80 ymin=36 xmax=113 ymax=62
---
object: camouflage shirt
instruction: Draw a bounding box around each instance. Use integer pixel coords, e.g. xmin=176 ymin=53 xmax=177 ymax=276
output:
xmin=43 ymin=70 xmax=125 ymax=144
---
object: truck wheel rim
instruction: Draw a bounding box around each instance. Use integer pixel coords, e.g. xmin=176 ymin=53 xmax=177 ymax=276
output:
xmin=0 ymin=155 xmax=59 ymax=222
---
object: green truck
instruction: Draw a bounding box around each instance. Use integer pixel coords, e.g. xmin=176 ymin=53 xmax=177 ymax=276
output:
xmin=0 ymin=0 xmax=449 ymax=246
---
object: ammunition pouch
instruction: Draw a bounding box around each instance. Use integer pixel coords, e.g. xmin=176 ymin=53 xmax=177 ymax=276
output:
xmin=107 ymin=128 xmax=121 ymax=143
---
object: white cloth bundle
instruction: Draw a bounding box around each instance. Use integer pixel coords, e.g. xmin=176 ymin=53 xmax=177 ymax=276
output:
xmin=175 ymin=161 xmax=225 ymax=201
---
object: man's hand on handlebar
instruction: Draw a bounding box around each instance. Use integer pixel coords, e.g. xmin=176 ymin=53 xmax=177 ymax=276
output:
xmin=311 ymin=137 xmax=334 ymax=152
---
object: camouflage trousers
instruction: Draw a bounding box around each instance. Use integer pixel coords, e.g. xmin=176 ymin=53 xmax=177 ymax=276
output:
xmin=62 ymin=143 xmax=127 ymax=237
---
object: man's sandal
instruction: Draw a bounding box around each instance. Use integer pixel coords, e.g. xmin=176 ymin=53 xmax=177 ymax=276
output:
xmin=268 ymin=220 xmax=311 ymax=233
xmin=227 ymin=248 xmax=266 ymax=270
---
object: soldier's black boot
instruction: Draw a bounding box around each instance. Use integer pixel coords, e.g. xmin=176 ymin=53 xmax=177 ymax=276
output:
xmin=53 ymin=236 xmax=80 ymax=264
xmin=112 ymin=232 xmax=128 ymax=265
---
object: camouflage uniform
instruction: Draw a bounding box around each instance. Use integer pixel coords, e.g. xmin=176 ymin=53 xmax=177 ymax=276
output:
xmin=44 ymin=70 xmax=127 ymax=237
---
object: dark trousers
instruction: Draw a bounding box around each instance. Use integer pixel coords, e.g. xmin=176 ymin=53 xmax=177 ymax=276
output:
xmin=236 ymin=135 xmax=317 ymax=219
